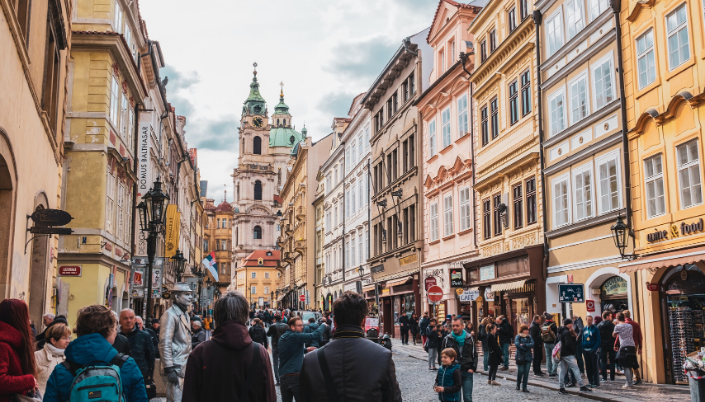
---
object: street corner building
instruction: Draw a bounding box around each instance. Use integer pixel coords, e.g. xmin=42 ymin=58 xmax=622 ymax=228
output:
xmin=0 ymin=0 xmax=70 ymax=324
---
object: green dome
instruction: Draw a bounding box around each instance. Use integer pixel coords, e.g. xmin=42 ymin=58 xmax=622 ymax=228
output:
xmin=269 ymin=126 xmax=304 ymax=148
xmin=274 ymin=95 xmax=290 ymax=116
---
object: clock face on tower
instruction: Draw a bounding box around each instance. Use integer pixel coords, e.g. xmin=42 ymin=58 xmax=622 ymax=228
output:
xmin=253 ymin=117 xmax=263 ymax=128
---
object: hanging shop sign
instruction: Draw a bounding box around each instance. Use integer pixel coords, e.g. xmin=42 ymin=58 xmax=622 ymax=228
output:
xmin=586 ymin=300 xmax=595 ymax=312
xmin=133 ymin=270 xmax=144 ymax=287
xmin=31 ymin=209 xmax=73 ymax=226
xmin=459 ymin=288 xmax=480 ymax=302
xmin=58 ymin=265 xmax=82 ymax=277
xmin=559 ymin=283 xmax=585 ymax=303
xmin=480 ymin=264 xmax=495 ymax=281
xmin=484 ymin=288 xmax=495 ymax=301
xmin=425 ymin=276 xmax=437 ymax=291
xmin=450 ymin=269 xmax=464 ymax=287
xmin=138 ymin=122 xmax=152 ymax=195
xmin=164 ymin=205 xmax=181 ymax=258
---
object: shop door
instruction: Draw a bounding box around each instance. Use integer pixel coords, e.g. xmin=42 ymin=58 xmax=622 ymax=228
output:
xmin=510 ymin=297 xmax=533 ymax=336
xmin=383 ymin=298 xmax=393 ymax=337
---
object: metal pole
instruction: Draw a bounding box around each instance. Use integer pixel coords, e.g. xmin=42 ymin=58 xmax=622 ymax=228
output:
xmin=145 ymin=231 xmax=156 ymax=322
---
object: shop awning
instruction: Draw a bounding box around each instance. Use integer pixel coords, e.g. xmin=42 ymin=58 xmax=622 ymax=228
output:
xmin=619 ymin=246 xmax=705 ymax=273
xmin=491 ymin=280 xmax=526 ymax=292
xmin=387 ymin=277 xmax=412 ymax=287
xmin=362 ymin=285 xmax=375 ymax=292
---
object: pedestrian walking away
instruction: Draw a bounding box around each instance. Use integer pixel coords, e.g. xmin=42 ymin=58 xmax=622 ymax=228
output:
xmin=478 ymin=318 xmax=490 ymax=372
xmin=613 ymin=312 xmax=639 ymax=389
xmin=399 ymin=313 xmax=410 ymax=345
xmin=433 ymin=348 xmax=462 ymax=402
xmin=623 ymin=310 xmax=643 ymax=385
xmin=557 ymin=318 xmax=591 ymax=394
xmin=529 ymin=315 xmax=545 ymax=376
xmin=597 ymin=311 xmax=616 ymax=382
xmin=302 ymin=318 xmax=322 ymax=348
xmin=495 ymin=315 xmax=513 ymax=370
xmin=249 ymin=318 xmax=269 ymax=349
xmin=410 ymin=313 xmax=420 ymax=345
xmin=440 ymin=316 xmax=478 ymax=402
xmin=266 ymin=315 xmax=289 ymax=385
xmin=541 ymin=312 xmax=558 ymax=377
xmin=277 ymin=315 xmax=326 ymax=401
xmin=43 ymin=304 xmax=148 ymax=402
xmin=182 ymin=292 xmax=276 ymax=402
xmin=0 ymin=299 xmax=40 ymax=402
xmin=420 ymin=313 xmax=431 ymax=347
xmin=485 ymin=323 xmax=502 ymax=386
xmin=426 ymin=319 xmax=441 ymax=370
xmin=514 ymin=324 xmax=534 ymax=392
xmin=581 ymin=315 xmax=601 ymax=387
xmin=299 ymin=291 xmax=402 ymax=402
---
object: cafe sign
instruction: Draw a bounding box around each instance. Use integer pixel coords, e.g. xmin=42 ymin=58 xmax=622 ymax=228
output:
xmin=450 ymin=269 xmax=463 ymax=287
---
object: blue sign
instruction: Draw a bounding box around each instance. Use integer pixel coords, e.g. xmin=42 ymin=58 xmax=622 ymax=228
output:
xmin=558 ymin=284 xmax=585 ymax=303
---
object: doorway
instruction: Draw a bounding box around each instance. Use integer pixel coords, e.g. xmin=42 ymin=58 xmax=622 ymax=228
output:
xmin=382 ymin=297 xmax=392 ymax=336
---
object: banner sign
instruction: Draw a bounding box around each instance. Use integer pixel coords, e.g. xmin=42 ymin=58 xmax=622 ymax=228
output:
xmin=138 ymin=122 xmax=152 ymax=196
xmin=559 ymin=283 xmax=585 ymax=303
xmin=133 ymin=269 xmax=144 ymax=287
xmin=164 ymin=205 xmax=180 ymax=258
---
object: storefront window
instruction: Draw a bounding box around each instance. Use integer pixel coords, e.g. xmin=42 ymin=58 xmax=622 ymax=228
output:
xmin=404 ymin=294 xmax=415 ymax=318
xmin=394 ymin=296 xmax=399 ymax=323
xmin=600 ymin=276 xmax=628 ymax=314
xmin=512 ymin=298 xmax=531 ymax=332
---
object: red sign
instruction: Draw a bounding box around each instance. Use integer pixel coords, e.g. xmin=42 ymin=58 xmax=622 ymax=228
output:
xmin=425 ymin=277 xmax=437 ymax=291
xmin=567 ymin=274 xmax=574 ymax=283
xmin=58 ymin=265 xmax=82 ymax=277
xmin=428 ymin=285 xmax=444 ymax=302
xmin=299 ymin=294 xmax=306 ymax=302
xmin=586 ymin=300 xmax=595 ymax=312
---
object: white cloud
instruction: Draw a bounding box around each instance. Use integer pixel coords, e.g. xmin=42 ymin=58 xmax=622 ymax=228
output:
xmin=139 ymin=0 xmax=437 ymax=201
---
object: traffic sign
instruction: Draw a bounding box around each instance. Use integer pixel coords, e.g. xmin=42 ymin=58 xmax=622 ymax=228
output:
xmin=428 ymin=285 xmax=443 ymax=302
xmin=559 ymin=283 xmax=585 ymax=303
xmin=299 ymin=294 xmax=306 ymax=302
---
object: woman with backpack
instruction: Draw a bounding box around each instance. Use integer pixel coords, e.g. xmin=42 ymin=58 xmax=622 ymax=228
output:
xmin=0 ymin=299 xmax=39 ymax=402
xmin=44 ymin=305 xmax=148 ymax=402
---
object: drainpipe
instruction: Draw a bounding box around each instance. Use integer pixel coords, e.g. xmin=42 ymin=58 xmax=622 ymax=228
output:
xmin=367 ymin=158 xmax=371 ymax=275
xmin=341 ymin=142 xmax=346 ymax=289
xmin=459 ymin=53 xmax=478 ymax=251
xmin=533 ymin=10 xmax=549 ymax=283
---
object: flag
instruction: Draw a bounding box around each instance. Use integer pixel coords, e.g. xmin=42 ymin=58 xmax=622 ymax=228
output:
xmin=202 ymin=252 xmax=216 ymax=269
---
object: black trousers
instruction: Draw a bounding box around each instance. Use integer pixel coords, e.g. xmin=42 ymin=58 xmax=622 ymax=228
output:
xmin=400 ymin=329 xmax=409 ymax=344
xmin=583 ymin=350 xmax=600 ymax=385
xmin=488 ymin=364 xmax=499 ymax=381
xmin=533 ymin=344 xmax=544 ymax=374
xmin=599 ymin=348 xmax=616 ymax=381
xmin=281 ymin=374 xmax=300 ymax=402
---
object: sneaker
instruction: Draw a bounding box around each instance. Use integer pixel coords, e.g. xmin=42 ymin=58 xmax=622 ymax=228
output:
xmin=622 ymin=384 xmax=633 ymax=389
xmin=580 ymin=386 xmax=592 ymax=392
xmin=634 ymin=380 xmax=642 ymax=385
xmin=558 ymin=388 xmax=567 ymax=395
xmin=566 ymin=382 xmax=577 ymax=388
xmin=487 ymin=380 xmax=492 ymax=385
xmin=491 ymin=381 xmax=502 ymax=386
xmin=549 ymin=373 xmax=558 ymax=377
xmin=522 ymin=389 xmax=530 ymax=392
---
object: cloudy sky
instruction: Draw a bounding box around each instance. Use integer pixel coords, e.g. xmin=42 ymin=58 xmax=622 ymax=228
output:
xmin=139 ymin=0 xmax=437 ymax=203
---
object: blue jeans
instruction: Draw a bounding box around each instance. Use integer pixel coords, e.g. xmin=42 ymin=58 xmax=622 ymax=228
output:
xmin=461 ymin=371 xmax=474 ymax=402
xmin=559 ymin=356 xmax=584 ymax=389
xmin=599 ymin=348 xmax=616 ymax=381
xmin=544 ymin=343 xmax=556 ymax=375
xmin=501 ymin=342 xmax=510 ymax=368
xmin=281 ymin=374 xmax=300 ymax=402
xmin=516 ymin=361 xmax=531 ymax=390
xmin=482 ymin=344 xmax=489 ymax=371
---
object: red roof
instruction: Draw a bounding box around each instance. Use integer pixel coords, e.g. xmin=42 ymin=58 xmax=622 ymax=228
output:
xmin=242 ymin=250 xmax=281 ymax=267
xmin=214 ymin=201 xmax=232 ymax=212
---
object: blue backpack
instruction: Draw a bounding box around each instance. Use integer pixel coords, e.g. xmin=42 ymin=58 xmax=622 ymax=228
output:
xmin=62 ymin=353 xmax=128 ymax=402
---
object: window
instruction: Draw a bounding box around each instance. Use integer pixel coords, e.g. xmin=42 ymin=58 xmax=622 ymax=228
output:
xmin=42 ymin=2 xmax=63 ymax=133
xmin=480 ymin=40 xmax=487 ymax=62
xmin=359 ymin=181 xmax=363 ymax=209
xmin=326 ymin=176 xmax=332 ymax=193
xmin=451 ymin=41 xmax=455 ymax=64
xmin=546 ymin=12 xmax=564 ymax=57
xmin=429 ymin=120 xmax=437 ymax=158
xmin=351 ymin=187 xmax=356 ymax=214
xmin=644 ymin=154 xmax=666 ymax=218
xmin=334 ymin=168 xmax=339 ymax=184
xmin=254 ymin=180 xmax=262 ymax=200
xmin=106 ymin=171 xmax=115 ymax=233
xmin=513 ymin=183 xmax=523 ymax=229
xmin=359 ymin=233 xmax=363 ymax=263
xmin=597 ymin=152 xmax=621 ymax=213
xmin=483 ymin=199 xmax=491 ymax=239
xmin=677 ymin=139 xmax=702 ymax=209
xmin=666 ymin=5 xmax=690 ymax=70
xmin=116 ymin=183 xmax=124 ymax=240
xmin=569 ymin=72 xmax=589 ymax=124
xmin=430 ymin=202 xmax=439 ymax=241
xmin=548 ymin=88 xmax=566 ymax=137
xmin=457 ymin=95 xmax=468 ymax=138
xmin=351 ymin=236 xmax=356 ymax=266
xmin=589 ymin=0 xmax=609 ymax=20
xmin=565 ymin=0 xmax=585 ymax=40
xmin=254 ymin=225 xmax=263 ymax=239
xmin=493 ymin=194 xmax=503 ymax=236
xmin=12 ymin=0 xmax=31 ymax=43
xmin=203 ymin=240 xmax=209 ymax=252
xmin=253 ymin=136 xmax=262 ymax=154
xmin=592 ymin=56 xmax=614 ymax=110
xmin=509 ymin=8 xmax=517 ymax=31
xmin=521 ymin=71 xmax=531 ymax=116
xmin=489 ymin=30 xmax=497 ymax=52
xmin=481 ymin=106 xmax=489 ymax=146
xmin=460 ymin=187 xmax=471 ymax=231
xmin=334 ymin=206 xmax=338 ymax=226
xmin=114 ymin=0 xmax=123 ymax=32
xmin=340 ymin=202 xmax=344 ymax=223
xmin=393 ymin=92 xmax=398 ymax=114
xmin=220 ymin=239 xmax=227 ymax=251
xmin=442 ymin=107 xmax=451 ymax=148
xmin=636 ymin=30 xmax=656 ymax=89
xmin=553 ymin=175 xmax=570 ymax=227
xmin=491 ymin=98 xmax=499 ymax=139
xmin=573 ymin=165 xmax=593 ymax=221
xmin=444 ymin=195 xmax=454 ymax=237
xmin=402 ymin=81 xmax=409 ymax=102
xmin=520 ymin=0 xmax=529 ymax=20
xmin=358 ymin=135 xmax=363 ymax=156
xmin=526 ymin=177 xmax=537 ymax=224
xmin=251 ymin=272 xmax=257 ymax=279
xmin=110 ymin=76 xmax=120 ymax=127
xmin=409 ymin=72 xmax=415 ymax=94
xmin=440 ymin=49 xmax=445 ymax=73
xmin=509 ymin=81 xmax=519 ymax=125
xmin=265 ymin=272 xmax=270 ymax=279
xmin=251 ymin=286 xmax=256 ymax=295
xmin=264 ymin=286 xmax=269 ymax=295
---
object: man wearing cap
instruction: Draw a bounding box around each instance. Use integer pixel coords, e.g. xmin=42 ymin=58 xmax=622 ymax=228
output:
xmin=159 ymin=283 xmax=193 ymax=402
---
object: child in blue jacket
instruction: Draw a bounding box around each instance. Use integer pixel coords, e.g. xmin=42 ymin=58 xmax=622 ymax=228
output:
xmin=433 ymin=348 xmax=462 ymax=402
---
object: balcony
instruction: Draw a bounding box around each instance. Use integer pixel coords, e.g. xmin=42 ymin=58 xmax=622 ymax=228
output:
xmin=296 ymin=206 xmax=305 ymax=221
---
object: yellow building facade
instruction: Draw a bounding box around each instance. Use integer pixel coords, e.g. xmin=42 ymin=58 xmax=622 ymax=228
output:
xmin=620 ymin=0 xmax=705 ymax=384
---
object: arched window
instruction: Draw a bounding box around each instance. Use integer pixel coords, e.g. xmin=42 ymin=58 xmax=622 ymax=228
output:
xmin=277 ymin=119 xmax=280 ymax=126
xmin=254 ymin=180 xmax=262 ymax=200
xmin=283 ymin=119 xmax=287 ymax=126
xmin=253 ymin=136 xmax=262 ymax=155
xmin=253 ymin=225 xmax=262 ymax=239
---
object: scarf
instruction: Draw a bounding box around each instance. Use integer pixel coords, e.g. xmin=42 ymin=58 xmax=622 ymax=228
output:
xmin=45 ymin=343 xmax=65 ymax=357
xmin=451 ymin=330 xmax=466 ymax=346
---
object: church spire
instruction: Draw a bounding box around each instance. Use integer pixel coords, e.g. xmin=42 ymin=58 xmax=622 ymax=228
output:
xmin=243 ymin=62 xmax=266 ymax=116
xmin=274 ymin=80 xmax=290 ymax=116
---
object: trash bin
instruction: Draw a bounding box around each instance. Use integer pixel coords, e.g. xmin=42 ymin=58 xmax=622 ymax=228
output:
xmin=687 ymin=369 xmax=705 ymax=402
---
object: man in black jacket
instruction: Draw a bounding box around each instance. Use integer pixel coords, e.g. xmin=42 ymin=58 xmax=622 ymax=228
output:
xmin=266 ymin=315 xmax=289 ymax=385
xmin=495 ymin=315 xmax=513 ymax=370
xmin=299 ymin=291 xmax=402 ymax=402
xmin=441 ymin=317 xmax=478 ymax=402
xmin=529 ymin=315 xmax=545 ymax=376
xmin=119 ymin=308 xmax=155 ymax=380
xmin=398 ymin=314 xmax=409 ymax=345
xmin=557 ymin=319 xmax=590 ymax=394
xmin=597 ymin=311 xmax=616 ymax=382
xmin=191 ymin=320 xmax=207 ymax=349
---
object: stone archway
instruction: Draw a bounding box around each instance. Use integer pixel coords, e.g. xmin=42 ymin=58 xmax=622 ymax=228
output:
xmin=0 ymin=129 xmax=17 ymax=303
xmin=28 ymin=194 xmax=51 ymax=327
xmin=585 ymin=267 xmax=633 ymax=318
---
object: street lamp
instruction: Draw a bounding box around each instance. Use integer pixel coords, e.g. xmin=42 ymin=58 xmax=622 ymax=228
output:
xmin=358 ymin=266 xmax=365 ymax=279
xmin=170 ymin=249 xmax=186 ymax=282
xmin=611 ymin=215 xmax=636 ymax=260
xmin=137 ymin=176 xmax=169 ymax=323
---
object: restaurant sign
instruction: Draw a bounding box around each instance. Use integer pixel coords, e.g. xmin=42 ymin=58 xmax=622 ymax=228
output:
xmin=647 ymin=218 xmax=704 ymax=243
xmin=450 ymin=269 xmax=463 ymax=287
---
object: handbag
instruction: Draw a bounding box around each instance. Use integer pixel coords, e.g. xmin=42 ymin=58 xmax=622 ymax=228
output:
xmin=145 ymin=377 xmax=157 ymax=399
xmin=10 ymin=390 xmax=42 ymax=402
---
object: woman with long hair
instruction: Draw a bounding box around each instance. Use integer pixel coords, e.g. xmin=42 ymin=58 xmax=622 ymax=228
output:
xmin=478 ymin=317 xmax=491 ymax=372
xmin=0 ymin=299 xmax=38 ymax=401
xmin=486 ymin=322 xmax=502 ymax=386
xmin=409 ymin=313 xmax=419 ymax=345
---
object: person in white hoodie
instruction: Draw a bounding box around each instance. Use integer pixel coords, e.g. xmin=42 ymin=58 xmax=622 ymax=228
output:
xmin=34 ymin=323 xmax=70 ymax=394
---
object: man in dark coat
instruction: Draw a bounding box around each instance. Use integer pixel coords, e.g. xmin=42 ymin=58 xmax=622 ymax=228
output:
xmin=266 ymin=315 xmax=289 ymax=385
xmin=495 ymin=315 xmax=513 ymax=370
xmin=299 ymin=291 xmax=402 ymax=402
xmin=112 ymin=332 xmax=131 ymax=355
xmin=191 ymin=320 xmax=207 ymax=349
xmin=149 ymin=318 xmax=160 ymax=358
xmin=182 ymin=292 xmax=276 ymax=402
xmin=303 ymin=318 xmax=321 ymax=347
xmin=529 ymin=315 xmax=545 ymax=376
xmin=119 ymin=308 xmax=155 ymax=380
xmin=419 ymin=313 xmax=431 ymax=347
xmin=597 ymin=311 xmax=616 ymax=382
xmin=441 ymin=317 xmax=478 ymax=402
